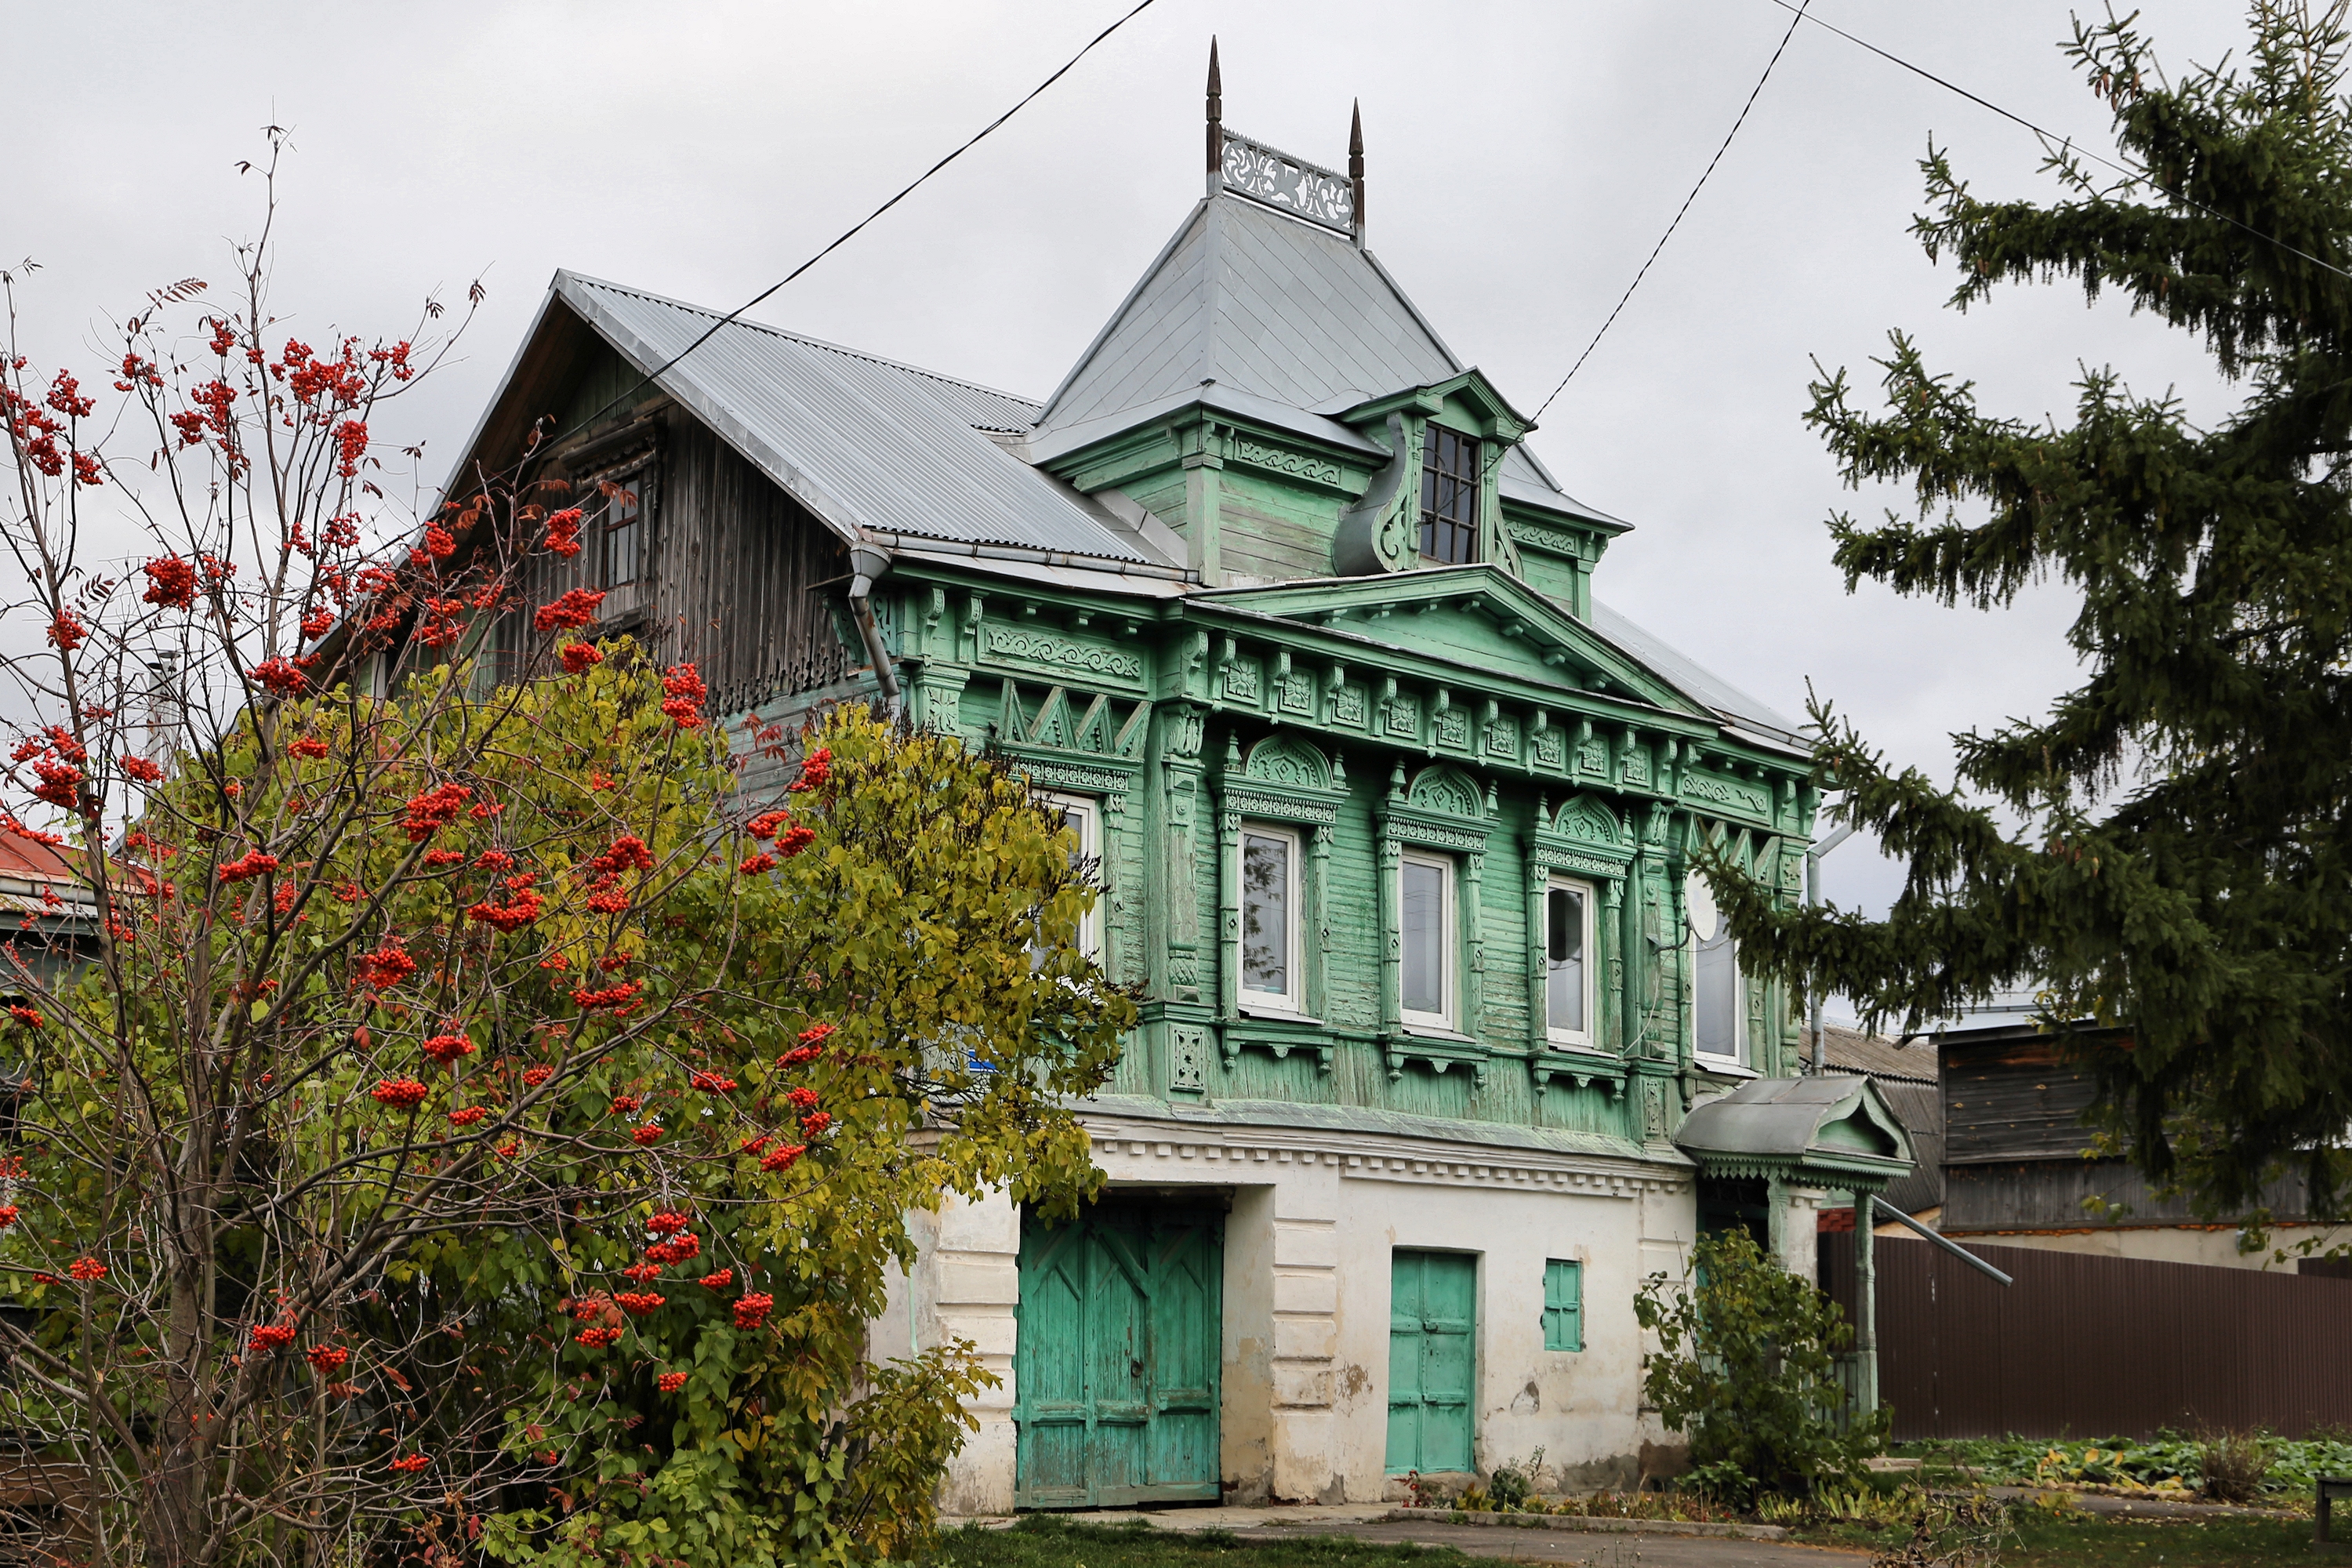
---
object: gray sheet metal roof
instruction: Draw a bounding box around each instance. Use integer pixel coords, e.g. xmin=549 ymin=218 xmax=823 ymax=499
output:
xmin=1675 ymin=1076 xmax=1915 ymax=1178
xmin=1030 ymin=197 xmax=1623 ymax=524
xmin=555 ymin=273 xmax=1172 ymax=568
xmin=1586 ymin=599 xmax=1807 ymax=750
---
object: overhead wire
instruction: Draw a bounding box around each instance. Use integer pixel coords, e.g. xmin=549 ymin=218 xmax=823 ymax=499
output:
xmin=538 ymin=0 xmax=1162 ymax=456
xmin=1527 ymin=0 xmax=1812 ymax=423
xmin=1758 ymin=0 xmax=2352 ymax=285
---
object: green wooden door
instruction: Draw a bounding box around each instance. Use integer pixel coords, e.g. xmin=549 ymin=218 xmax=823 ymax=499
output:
xmin=1387 ymin=1250 xmax=1476 ymax=1474
xmin=1014 ymin=1201 xmax=1221 ymax=1508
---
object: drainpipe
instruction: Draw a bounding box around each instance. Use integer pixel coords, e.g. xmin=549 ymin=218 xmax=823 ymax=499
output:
xmin=1806 ymin=822 xmax=1856 ymax=1073
xmin=847 ymin=543 xmax=901 ymax=724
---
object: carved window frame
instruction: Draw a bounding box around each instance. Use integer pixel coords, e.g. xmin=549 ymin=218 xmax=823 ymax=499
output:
xmin=1374 ymin=764 xmax=1494 ymax=1081
xmin=1523 ymin=793 xmax=1636 ymax=1099
xmin=1214 ymin=735 xmax=1346 ymax=1040
xmin=1033 ymin=789 xmax=1104 ymax=962
xmin=1399 ymin=851 xmax=1457 ymax=1031
xmin=1542 ymin=874 xmax=1598 ymax=1050
xmin=1238 ymin=822 xmax=1304 ymax=1013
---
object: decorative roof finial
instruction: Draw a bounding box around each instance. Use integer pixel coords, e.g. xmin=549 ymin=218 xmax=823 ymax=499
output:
xmin=1207 ymin=38 xmax=1224 ymax=194
xmin=1348 ymin=98 xmax=1366 ymax=244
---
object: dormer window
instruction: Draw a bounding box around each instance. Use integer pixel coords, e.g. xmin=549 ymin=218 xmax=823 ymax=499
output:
xmin=1419 ymin=425 xmax=1480 ymax=564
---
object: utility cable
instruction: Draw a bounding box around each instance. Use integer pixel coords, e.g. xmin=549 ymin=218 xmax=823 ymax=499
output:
xmin=1759 ymin=0 xmax=2352 ymax=285
xmin=1529 ymin=0 xmax=1811 ymax=423
xmin=543 ymin=0 xmax=1162 ymax=455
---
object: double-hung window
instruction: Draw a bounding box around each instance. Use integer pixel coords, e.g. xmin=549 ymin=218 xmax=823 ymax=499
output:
xmin=1693 ymin=909 xmax=1746 ymax=1065
xmin=1033 ymin=792 xmax=1102 ymax=961
xmin=1240 ymin=825 xmax=1301 ymax=1011
xmin=1544 ymin=877 xmax=1596 ymax=1048
xmin=1399 ymin=851 xmax=1455 ymax=1029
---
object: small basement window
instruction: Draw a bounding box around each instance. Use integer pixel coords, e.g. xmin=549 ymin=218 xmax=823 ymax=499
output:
xmin=1419 ymin=425 xmax=1481 ymax=565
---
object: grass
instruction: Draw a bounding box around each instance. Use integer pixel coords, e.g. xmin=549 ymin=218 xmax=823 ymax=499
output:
xmin=925 ymin=1506 xmax=2339 ymax=1568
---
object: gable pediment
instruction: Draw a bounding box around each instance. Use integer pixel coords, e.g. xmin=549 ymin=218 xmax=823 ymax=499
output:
xmin=1198 ymin=566 xmax=1704 ymax=717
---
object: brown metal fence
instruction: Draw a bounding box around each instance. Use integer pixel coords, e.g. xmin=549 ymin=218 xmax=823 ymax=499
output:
xmin=1819 ymin=1236 xmax=2352 ymax=1440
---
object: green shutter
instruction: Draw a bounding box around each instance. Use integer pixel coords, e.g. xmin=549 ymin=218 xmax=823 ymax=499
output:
xmin=1386 ymin=1250 xmax=1476 ymax=1474
xmin=1542 ymin=1258 xmax=1583 ymax=1352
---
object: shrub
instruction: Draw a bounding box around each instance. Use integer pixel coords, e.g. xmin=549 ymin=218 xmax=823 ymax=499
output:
xmin=2198 ymin=1428 xmax=2276 ymax=1503
xmin=1635 ymin=1228 xmax=1890 ymax=1503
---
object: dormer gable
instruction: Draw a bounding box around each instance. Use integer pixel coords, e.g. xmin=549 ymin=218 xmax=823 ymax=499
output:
xmin=1198 ymin=564 xmax=1706 ymax=717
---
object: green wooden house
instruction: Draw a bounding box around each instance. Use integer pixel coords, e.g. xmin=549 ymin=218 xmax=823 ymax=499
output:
xmin=442 ymin=56 xmax=1911 ymax=1510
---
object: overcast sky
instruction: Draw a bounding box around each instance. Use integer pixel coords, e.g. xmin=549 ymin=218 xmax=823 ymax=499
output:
xmin=7 ymin=0 xmax=2256 ymax=1001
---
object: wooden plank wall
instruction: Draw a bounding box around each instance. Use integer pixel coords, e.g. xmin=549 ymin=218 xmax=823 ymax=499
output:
xmin=513 ymin=409 xmax=855 ymax=708
xmin=658 ymin=419 xmax=853 ymax=706
xmin=1943 ymin=1036 xmax=2101 ymax=1163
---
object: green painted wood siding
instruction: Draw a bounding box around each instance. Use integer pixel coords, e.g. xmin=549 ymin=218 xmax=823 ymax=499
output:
xmin=1387 ymin=1250 xmax=1476 ymax=1474
xmin=1014 ymin=1203 xmax=1222 ymax=1508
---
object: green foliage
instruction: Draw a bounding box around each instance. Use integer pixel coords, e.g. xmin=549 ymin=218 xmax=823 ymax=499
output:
xmin=1906 ymin=1428 xmax=2352 ymax=1497
xmin=2 ymin=656 xmax=1127 ymax=1567
xmin=1633 ymin=1229 xmax=1888 ymax=1501
xmin=1702 ymin=2 xmax=2352 ymax=1218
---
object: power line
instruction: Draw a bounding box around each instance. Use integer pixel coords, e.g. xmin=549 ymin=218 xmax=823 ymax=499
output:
xmin=546 ymin=0 xmax=1162 ymax=453
xmin=1760 ymin=0 xmax=2352 ymax=285
xmin=1530 ymin=0 xmax=1812 ymax=423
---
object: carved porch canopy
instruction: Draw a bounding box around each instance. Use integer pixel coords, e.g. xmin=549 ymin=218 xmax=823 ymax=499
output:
xmin=1672 ymin=1076 xmax=1916 ymax=1193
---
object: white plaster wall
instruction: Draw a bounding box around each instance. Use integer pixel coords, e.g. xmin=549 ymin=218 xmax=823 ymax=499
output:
xmin=905 ymin=1120 xmax=1699 ymax=1513
xmin=873 ymin=1191 xmax=1023 ymax=1516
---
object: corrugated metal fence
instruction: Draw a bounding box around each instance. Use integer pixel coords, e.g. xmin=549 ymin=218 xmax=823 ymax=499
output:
xmin=1820 ymin=1236 xmax=2352 ymax=1439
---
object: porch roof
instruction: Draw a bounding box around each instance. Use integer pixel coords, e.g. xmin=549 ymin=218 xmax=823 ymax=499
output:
xmin=1674 ymin=1076 xmax=1916 ymax=1190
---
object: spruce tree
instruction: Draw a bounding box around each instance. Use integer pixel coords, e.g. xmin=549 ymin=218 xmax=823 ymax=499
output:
xmin=1710 ymin=3 xmax=2352 ymax=1218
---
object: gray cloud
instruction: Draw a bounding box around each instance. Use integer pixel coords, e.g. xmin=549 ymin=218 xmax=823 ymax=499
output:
xmin=5 ymin=0 xmax=2249 ymax=1009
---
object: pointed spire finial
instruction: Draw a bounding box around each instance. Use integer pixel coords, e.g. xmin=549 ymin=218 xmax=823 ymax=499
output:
xmin=1207 ymin=38 xmax=1224 ymax=189
xmin=1348 ymin=98 xmax=1367 ymax=244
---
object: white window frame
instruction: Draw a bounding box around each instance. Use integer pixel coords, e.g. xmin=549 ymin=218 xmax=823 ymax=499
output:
xmin=1034 ymin=790 xmax=1102 ymax=960
xmin=1238 ymin=822 xmax=1303 ymax=1012
xmin=1692 ymin=920 xmax=1747 ymax=1065
xmin=1544 ymin=874 xmax=1598 ymax=1050
xmin=1399 ymin=851 xmax=1456 ymax=1031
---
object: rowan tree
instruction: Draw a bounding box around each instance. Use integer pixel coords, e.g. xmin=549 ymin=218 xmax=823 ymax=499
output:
xmin=0 ymin=141 xmax=1127 ymax=1568
xmin=1706 ymin=2 xmax=2352 ymax=1220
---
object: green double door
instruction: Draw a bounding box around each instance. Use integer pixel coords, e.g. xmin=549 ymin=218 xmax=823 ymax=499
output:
xmin=1387 ymin=1250 xmax=1476 ymax=1474
xmin=1013 ymin=1200 xmax=1222 ymax=1508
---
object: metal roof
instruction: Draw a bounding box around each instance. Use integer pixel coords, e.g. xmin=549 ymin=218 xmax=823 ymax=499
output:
xmin=555 ymin=273 xmax=1174 ymax=569
xmin=1586 ymin=599 xmax=1807 ymax=750
xmin=1675 ymin=1075 xmax=1916 ymax=1181
xmin=1029 ymin=196 xmax=1624 ymax=528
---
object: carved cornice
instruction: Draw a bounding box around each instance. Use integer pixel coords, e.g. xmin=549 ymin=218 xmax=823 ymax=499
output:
xmin=979 ymin=625 xmax=1146 ymax=690
xmin=1079 ymin=1120 xmax=1690 ymax=1197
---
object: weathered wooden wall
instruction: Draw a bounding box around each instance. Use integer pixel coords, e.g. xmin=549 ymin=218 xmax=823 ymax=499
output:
xmin=514 ymin=385 xmax=856 ymax=708
xmin=658 ymin=419 xmax=853 ymax=706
